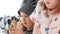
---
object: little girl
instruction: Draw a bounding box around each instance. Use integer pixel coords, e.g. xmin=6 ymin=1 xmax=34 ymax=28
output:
xmin=33 ymin=0 xmax=60 ymax=34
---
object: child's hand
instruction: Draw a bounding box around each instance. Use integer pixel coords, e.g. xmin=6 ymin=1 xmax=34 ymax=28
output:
xmin=33 ymin=21 xmax=40 ymax=34
xmin=34 ymin=21 xmax=40 ymax=29
xmin=9 ymin=27 xmax=24 ymax=34
xmin=9 ymin=20 xmax=24 ymax=34
xmin=9 ymin=24 xmax=24 ymax=34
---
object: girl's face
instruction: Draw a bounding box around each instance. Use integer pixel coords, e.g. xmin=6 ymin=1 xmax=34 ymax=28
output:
xmin=44 ymin=0 xmax=60 ymax=9
xmin=20 ymin=12 xmax=34 ymax=30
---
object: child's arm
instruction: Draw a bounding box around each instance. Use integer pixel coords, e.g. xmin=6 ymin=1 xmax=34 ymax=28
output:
xmin=33 ymin=22 xmax=40 ymax=34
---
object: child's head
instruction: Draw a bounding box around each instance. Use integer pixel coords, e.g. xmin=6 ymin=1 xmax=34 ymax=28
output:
xmin=38 ymin=0 xmax=60 ymax=10
xmin=44 ymin=0 xmax=60 ymax=9
xmin=11 ymin=16 xmax=16 ymax=21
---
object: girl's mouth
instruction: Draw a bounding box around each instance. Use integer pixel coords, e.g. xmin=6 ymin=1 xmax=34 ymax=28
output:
xmin=46 ymin=1 xmax=50 ymax=4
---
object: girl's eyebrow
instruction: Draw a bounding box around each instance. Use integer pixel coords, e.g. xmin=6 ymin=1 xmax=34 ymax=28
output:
xmin=20 ymin=15 xmax=28 ymax=17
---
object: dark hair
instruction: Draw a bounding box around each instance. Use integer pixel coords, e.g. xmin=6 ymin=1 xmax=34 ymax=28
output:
xmin=7 ymin=19 xmax=11 ymax=25
xmin=18 ymin=10 xmax=20 ymax=16
xmin=11 ymin=16 xmax=16 ymax=20
xmin=0 ymin=17 xmax=3 ymax=21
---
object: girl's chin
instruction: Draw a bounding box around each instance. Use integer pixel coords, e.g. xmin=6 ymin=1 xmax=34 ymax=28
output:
xmin=46 ymin=5 xmax=54 ymax=8
xmin=47 ymin=6 xmax=54 ymax=9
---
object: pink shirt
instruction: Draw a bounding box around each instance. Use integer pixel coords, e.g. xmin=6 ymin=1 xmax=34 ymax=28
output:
xmin=30 ymin=5 xmax=60 ymax=34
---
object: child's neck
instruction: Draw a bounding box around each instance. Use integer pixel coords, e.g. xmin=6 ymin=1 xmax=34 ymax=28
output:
xmin=48 ymin=7 xmax=60 ymax=17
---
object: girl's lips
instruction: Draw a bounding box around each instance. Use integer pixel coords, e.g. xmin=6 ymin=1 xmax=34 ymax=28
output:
xmin=46 ymin=2 xmax=50 ymax=4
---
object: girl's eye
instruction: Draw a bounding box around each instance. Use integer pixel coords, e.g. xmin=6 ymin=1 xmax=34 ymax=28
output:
xmin=20 ymin=14 xmax=28 ymax=17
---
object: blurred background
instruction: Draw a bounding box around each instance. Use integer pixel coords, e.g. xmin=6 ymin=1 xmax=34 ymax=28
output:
xmin=0 ymin=0 xmax=23 ymax=17
xmin=0 ymin=0 xmax=23 ymax=34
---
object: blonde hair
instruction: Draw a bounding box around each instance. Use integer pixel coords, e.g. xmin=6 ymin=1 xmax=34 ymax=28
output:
xmin=37 ymin=0 xmax=47 ymax=11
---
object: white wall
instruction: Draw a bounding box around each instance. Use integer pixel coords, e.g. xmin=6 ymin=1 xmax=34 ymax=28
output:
xmin=0 ymin=0 xmax=23 ymax=17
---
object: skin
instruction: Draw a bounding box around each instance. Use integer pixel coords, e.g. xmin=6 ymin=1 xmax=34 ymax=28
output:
xmin=44 ymin=0 xmax=60 ymax=9
xmin=44 ymin=0 xmax=60 ymax=16
xmin=20 ymin=12 xmax=34 ymax=30
xmin=9 ymin=12 xmax=34 ymax=34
